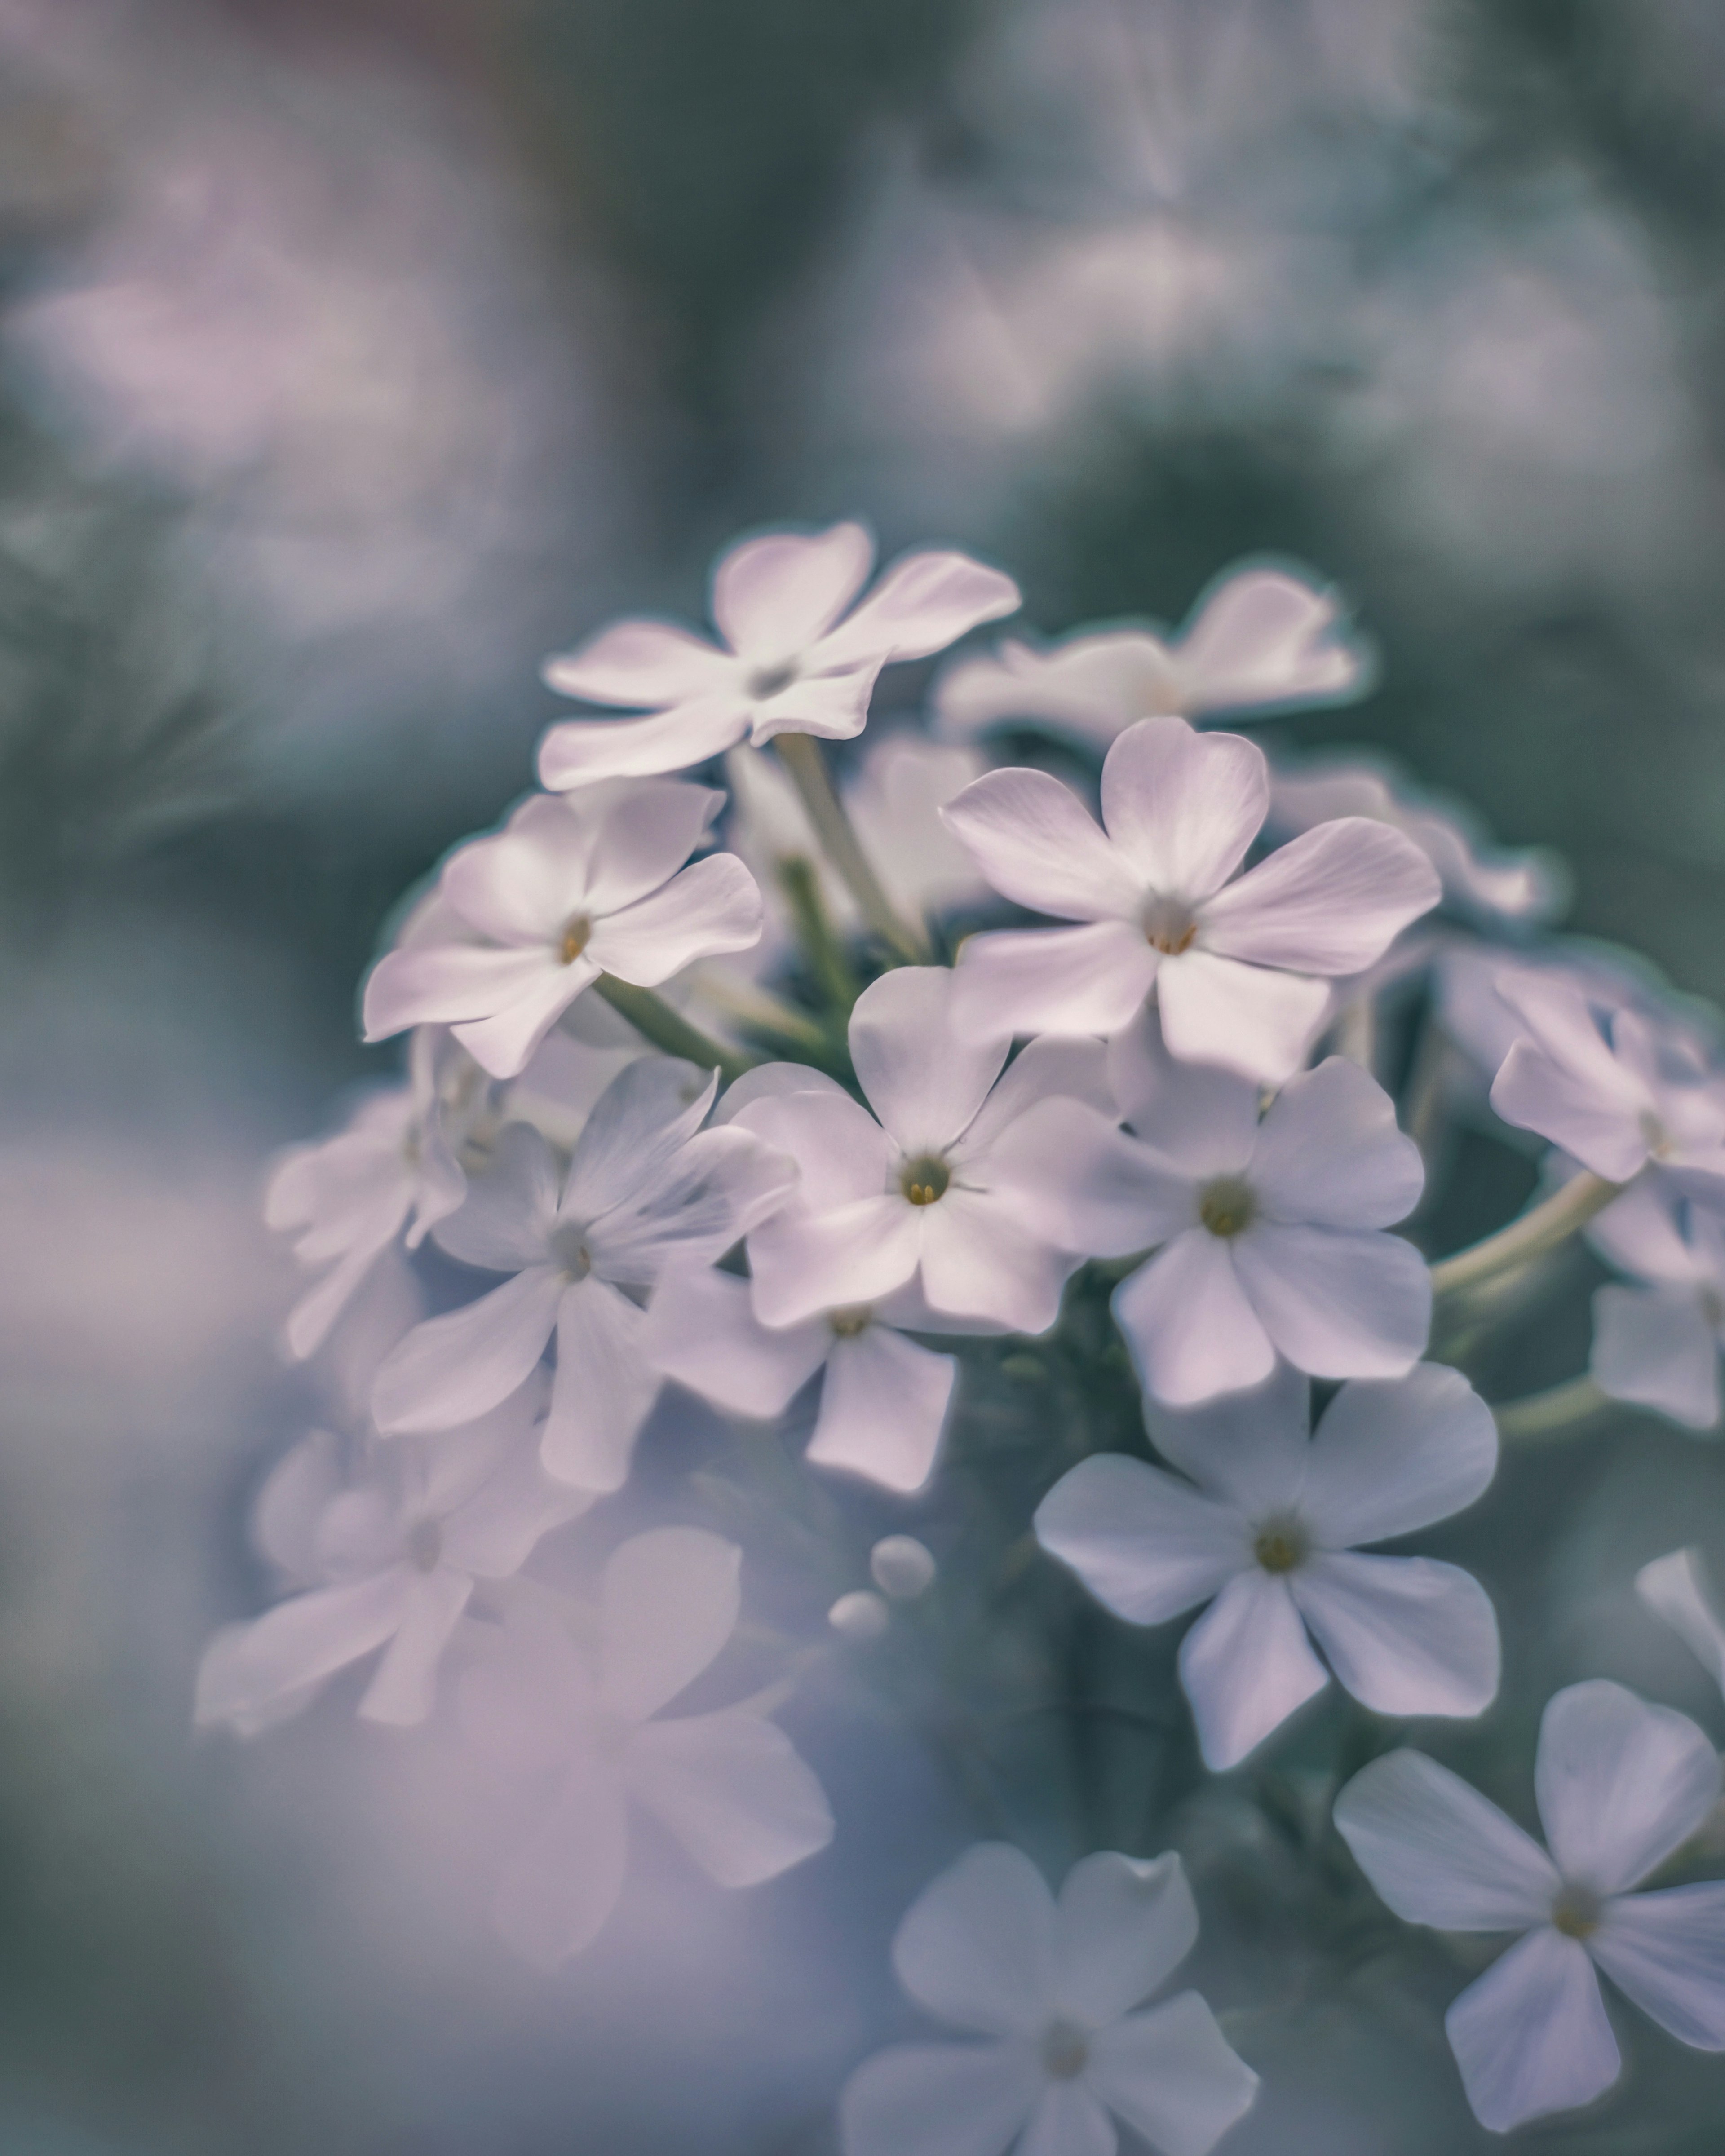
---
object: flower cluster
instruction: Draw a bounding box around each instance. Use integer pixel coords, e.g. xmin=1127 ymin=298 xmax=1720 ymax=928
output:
xmin=207 ymin=522 xmax=1725 ymax=2148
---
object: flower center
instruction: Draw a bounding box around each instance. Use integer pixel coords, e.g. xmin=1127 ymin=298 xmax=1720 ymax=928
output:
xmin=1040 ymin=2020 xmax=1090 ymax=2081
xmin=407 ymin=1519 xmax=443 ymax=1573
xmin=559 ymin=914 xmax=594 ymax=965
xmin=1199 ymin=1175 xmax=1255 ymax=1238
xmin=551 ymin=1224 xmax=594 ymax=1281
xmin=828 ymin=1305 xmax=873 ymax=1338
xmin=900 ymin=1155 xmax=951 ymax=1207
xmin=1551 ymin=1884 xmax=1603 ymax=1940
xmin=1143 ymin=894 xmax=1199 ymax=955
xmin=745 ymin=658 xmax=801 ymax=700
xmin=1252 ymin=1515 xmax=1308 ymax=1574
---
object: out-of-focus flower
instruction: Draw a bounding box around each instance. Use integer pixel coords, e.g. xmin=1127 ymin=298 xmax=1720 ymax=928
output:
xmin=1490 ymin=973 xmax=1725 ymax=1191
xmin=361 ymin=780 xmax=762 ymax=1080
xmin=461 ymin=1529 xmax=833 ymax=1967
xmin=1637 ymin=1548 xmax=1725 ymax=1693
xmin=839 ymin=1842 xmax=1257 ymax=2156
xmin=1003 ymin=1017 xmax=1429 ymax=1403
xmin=1336 ymin=1682 xmax=1725 ymax=2132
xmin=195 ymin=1387 xmax=581 ymax=1735
xmin=943 ymin=716 xmax=1440 ymax=1082
xmin=265 ymin=1027 xmax=481 ymax=1359
xmin=730 ymin=970 xmax=1113 ymax=1334
xmin=870 ymin=1536 xmax=937 ymax=1599
xmin=935 ymin=563 xmax=1368 ymax=750
xmin=1589 ymin=1183 xmax=1725 ymax=1429
xmin=536 ymin=522 xmax=1018 ymax=788
xmin=643 ymin=1266 xmax=957 ymax=1495
xmin=829 ymin=1590 xmax=891 ymax=1640
xmin=371 ymin=1060 xmax=794 ymax=1491
xmin=1036 ymin=1362 xmax=1499 ymax=1767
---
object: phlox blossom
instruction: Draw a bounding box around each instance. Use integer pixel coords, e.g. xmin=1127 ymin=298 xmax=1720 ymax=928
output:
xmin=1588 ymin=1180 xmax=1725 ymax=1429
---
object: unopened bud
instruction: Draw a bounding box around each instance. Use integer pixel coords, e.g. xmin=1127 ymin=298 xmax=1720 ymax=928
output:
xmin=870 ymin=1535 xmax=937 ymax=1600
xmin=827 ymin=1590 xmax=890 ymax=1640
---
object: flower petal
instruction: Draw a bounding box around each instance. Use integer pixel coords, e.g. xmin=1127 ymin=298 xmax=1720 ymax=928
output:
xmin=541 ymin=617 xmax=730 ymax=707
xmin=818 ymin=546 xmax=1020 ymax=667
xmin=959 ymin=1034 xmax=1116 ymax=1153
xmin=1052 ymin=1851 xmax=1198 ymax=2026
xmin=1231 ymin=1224 xmax=1431 ymax=1381
xmin=933 ymin=627 xmax=1181 ymax=748
xmin=645 ymin=1264 xmax=830 ymax=1417
xmin=541 ymin=1278 xmax=661 ymax=1492
xmin=1490 ymin=1043 xmax=1648 ymax=1182
xmin=194 ymin=1573 xmax=411 ymax=1734
xmin=1292 ymin=1552 xmax=1500 ymax=1718
xmin=1247 ymin=1058 xmax=1424 ymax=1229
xmin=1107 ymin=1011 xmax=1260 ymax=1171
xmin=490 ymin=1752 xmax=631 ymax=1968
xmin=731 ymin=1087 xmax=894 ymax=1208
xmin=575 ymin=776 xmax=726 ymax=915
xmin=811 ymin=1327 xmax=955 ymax=1493
xmin=624 ymin=1708 xmax=833 ymax=1884
xmin=451 ymin=962 xmax=600 ymax=1082
xmin=601 ymin=1524 xmax=742 ymax=1721
xmin=1034 ymin=1454 xmax=1247 ymax=1626
xmin=952 ymin=922 xmax=1159 ymax=1042
xmin=849 ymin=967 xmax=1010 ymax=1152
xmin=1017 ymin=2085 xmax=1116 ymax=2156
xmin=891 ymin=1843 xmax=1056 ymax=2036
xmin=1591 ymin=1882 xmax=1725 ymax=2049
xmin=1177 ymin=1569 xmax=1329 ymax=1769
xmin=1086 ymin=1993 xmax=1260 ymax=2156
xmin=1591 ymin=1284 xmax=1721 ymax=1428
xmin=363 ymin=940 xmax=565 ymax=1041
xmin=1534 ymin=1679 xmax=1721 ymax=1895
xmin=1299 ymin=1363 xmax=1499 ymax=1546
xmin=711 ymin=521 xmax=874 ymax=655
xmin=1155 ymin=950 xmax=1330 ymax=1085
xmin=839 ymin=2041 xmax=1040 ymax=2156
xmin=371 ymin=1266 xmax=566 ymax=1435
xmin=1445 ymin=1929 xmax=1619 ymax=2133
xmin=916 ymin=1188 xmax=1081 ymax=1334
xmin=589 ymin=852 xmax=764 ymax=985
xmin=1143 ymin=1362 xmax=1312 ymax=1516
xmin=1200 ymin=818 xmax=1439 ymax=974
xmin=748 ymin=1195 xmax=923 ymax=1328
xmin=563 ymin=1054 xmax=716 ymax=1220
xmin=433 ymin=1120 xmax=562 ymax=1271
xmin=748 ymin=661 xmax=881 ymax=745
xmin=1171 ymin=564 xmax=1364 ymax=714
xmin=536 ymin=692 xmax=749 ymax=789
xmin=1635 ymin=1547 xmax=1725 ymax=1690
xmin=594 ymin=1124 xmax=796 ymax=1283
xmin=980 ymin=1097 xmax=1195 ymax=1259
xmin=1333 ymin=1749 xmax=1560 ymax=1927
xmin=1112 ymin=1234 xmax=1278 ymax=1407
xmin=357 ymin=1569 xmax=473 ymax=1727
xmin=1098 ymin=718 xmax=1268 ymax=900
xmin=940 ymin=767 xmax=1143 ymax=922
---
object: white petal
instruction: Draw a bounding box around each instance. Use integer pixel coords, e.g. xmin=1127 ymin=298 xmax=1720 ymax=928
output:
xmin=249 ymin=1427 xmax=346 ymax=1584
xmin=749 ymin=661 xmax=881 ymax=745
xmin=811 ymin=1328 xmax=955 ymax=1493
xmin=450 ymin=963 xmax=597 ymax=1081
xmin=987 ymin=1098 xmax=1197 ymax=1259
xmin=645 ymin=1264 xmax=829 ymax=1416
xmin=715 ymin=1056 xmax=852 ymax=1124
xmin=1172 ymin=564 xmax=1364 ymax=714
xmin=283 ymin=1237 xmax=396 ymax=1362
xmin=601 ymin=1524 xmax=741 ymax=1721
xmin=194 ymin=1574 xmax=411 ymax=1733
xmin=1292 ymin=1552 xmax=1500 ymax=1718
xmin=1589 ymin=1178 xmax=1707 ymax=1281
xmin=1445 ymin=1928 xmax=1619 ymax=2132
xmin=1332 ymin=1750 xmax=1560 ymax=1928
xmin=356 ymin=1570 xmax=473 ymax=1727
xmin=1086 ymin=1993 xmax=1260 ymax=2156
xmin=1248 ymin=1059 xmax=1424 ymax=1229
xmin=1200 ymin=819 xmax=1439 ymax=974
xmin=1155 ymin=951 xmax=1330 ymax=1085
xmin=850 ymin=967 xmax=1010 ymax=1152
xmin=933 ymin=627 xmax=1179 ymax=748
xmin=572 ymin=775 xmax=726 ymax=915
xmin=1591 ymin=1284 xmax=1721 ymax=1427
xmin=491 ymin=1753 xmax=631 ymax=1968
xmin=1108 ymin=1012 xmax=1259 ymax=1172
xmin=1097 ymin=719 xmax=1265 ymax=900
xmin=1052 ymin=1851 xmax=1197 ymax=2026
xmin=747 ymin=1196 xmax=923 ymax=1328
xmin=440 ymin=799 xmax=590 ymax=945
xmin=625 ymin=1708 xmax=833 ymax=1884
xmin=711 ymin=521 xmax=874 ymax=654
xmin=433 ymin=1121 xmax=562 ymax=1271
xmin=541 ymin=616 xmax=729 ymax=707
xmin=1636 ymin=1547 xmax=1725 ymax=1690
xmin=731 ymin=1084 xmax=893 ymax=1208
xmin=592 ymin=1124 xmax=794 ymax=1284
xmin=1016 ymin=2084 xmax=1115 ymax=2156
xmin=1112 ymin=1234 xmax=1278 ymax=1407
xmin=960 ymin=1034 xmax=1117 ymax=1152
xmin=563 ymin=1054 xmax=716 ymax=1219
xmin=438 ymin=1440 xmax=592 ymax=1579
xmin=536 ymin=694 xmax=749 ymax=788
xmin=1490 ymin=1040 xmax=1649 ymax=1182
xmin=952 ymin=922 xmax=1159 ymax=1042
xmin=1535 ymin=1679 xmax=1721 ymax=1895
xmin=891 ymin=1843 xmax=1056 ymax=2036
xmin=1178 ymin=1569 xmax=1329 ymax=1769
xmin=1034 ymin=1454 xmax=1247 ymax=1626
xmin=1144 ymin=1363 xmax=1311 ymax=1516
xmin=1232 ymin=1224 xmax=1431 ymax=1380
xmin=1299 ymin=1364 xmax=1499 ymax=1546
xmin=839 ymin=2042 xmax=1040 ymax=2156
xmin=371 ymin=1267 xmax=566 ymax=1435
xmin=916 ymin=1189 xmax=1080 ymax=1334
xmin=541 ymin=1279 xmax=661 ymax=1492
xmin=589 ymin=852 xmax=764 ymax=985
xmin=1591 ymin=1882 xmax=1725 ymax=2049
xmin=363 ymin=940 xmax=566 ymax=1042
xmin=817 ymin=545 xmax=1020 ymax=667
xmin=940 ymin=768 xmax=1142 ymax=922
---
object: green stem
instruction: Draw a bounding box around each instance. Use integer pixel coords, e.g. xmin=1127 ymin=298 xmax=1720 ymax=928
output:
xmin=1429 ymin=1171 xmax=1625 ymax=1300
xmin=773 ymin=731 xmax=929 ymax=962
xmin=776 ymin=852 xmax=862 ymax=1013
xmin=591 ymin=975 xmax=753 ymax=1083
xmin=1493 ymin=1374 xmax=1611 ymax=1444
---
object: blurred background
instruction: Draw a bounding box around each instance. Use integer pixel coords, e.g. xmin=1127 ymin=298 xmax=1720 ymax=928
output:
xmin=6 ymin=0 xmax=1725 ymax=2149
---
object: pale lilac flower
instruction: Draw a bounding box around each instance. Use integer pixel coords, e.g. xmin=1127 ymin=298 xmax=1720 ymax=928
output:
xmin=1001 ymin=1017 xmax=1430 ymax=1404
xmin=1588 ymin=1182 xmax=1725 ymax=1429
xmin=460 ymin=1529 xmax=833 ymax=1966
xmin=1036 ymin=1362 xmax=1499 ymax=1768
xmin=195 ymin=1387 xmax=582 ymax=1735
xmin=934 ymin=562 xmax=1367 ymax=751
xmin=371 ymin=1059 xmax=795 ymax=1491
xmin=1336 ymin=1682 xmax=1725 ymax=2132
xmin=361 ymin=779 xmax=763 ymax=1080
xmin=643 ymin=1265 xmax=960 ymax=1494
xmin=729 ymin=969 xmax=1115 ymax=1334
xmin=840 ymin=1842 xmax=1257 ymax=2156
xmin=1637 ymin=1548 xmax=1725 ymax=1695
xmin=265 ymin=1027 xmax=479 ymax=1359
xmin=536 ymin=521 xmax=1019 ymax=788
xmin=942 ymin=716 xmax=1440 ymax=1083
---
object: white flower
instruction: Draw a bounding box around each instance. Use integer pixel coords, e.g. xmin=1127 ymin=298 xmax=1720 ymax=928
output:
xmin=942 ymin=716 xmax=1440 ymax=1083
xmin=1035 ymin=1362 xmax=1499 ymax=1769
xmin=729 ymin=968 xmax=1115 ymax=1334
xmin=933 ymin=561 xmax=1367 ymax=751
xmin=370 ymin=1059 xmax=795 ymax=1490
xmin=839 ymin=1842 xmax=1257 ymax=2156
xmin=642 ymin=1264 xmax=960 ymax=1495
xmin=265 ymin=1027 xmax=479 ymax=1359
xmin=195 ymin=1388 xmax=583 ymax=1735
xmin=1490 ymin=971 xmax=1725 ymax=1191
xmin=1588 ymin=1181 xmax=1725 ymax=1429
xmin=361 ymin=779 xmax=764 ymax=1081
xmin=1002 ymin=1017 xmax=1430 ymax=1404
xmin=1335 ymin=1681 xmax=1725 ymax=2132
xmin=460 ymin=1528 xmax=833 ymax=1966
xmin=1637 ymin=1547 xmax=1725 ymax=1694
xmin=536 ymin=521 xmax=1019 ymax=788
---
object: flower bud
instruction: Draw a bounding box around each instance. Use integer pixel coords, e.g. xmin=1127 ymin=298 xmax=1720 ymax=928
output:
xmin=870 ymin=1535 xmax=937 ymax=1600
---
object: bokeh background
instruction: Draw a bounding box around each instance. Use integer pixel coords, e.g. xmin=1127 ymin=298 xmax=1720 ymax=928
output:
xmin=6 ymin=0 xmax=1725 ymax=2149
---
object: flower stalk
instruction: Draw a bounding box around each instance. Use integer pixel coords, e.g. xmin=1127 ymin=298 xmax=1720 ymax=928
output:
xmin=1429 ymin=1171 xmax=1625 ymax=1301
xmin=774 ymin=730 xmax=930 ymax=962
xmin=592 ymin=974 xmax=754 ymax=1084
xmin=1492 ymin=1373 xmax=1611 ymax=1444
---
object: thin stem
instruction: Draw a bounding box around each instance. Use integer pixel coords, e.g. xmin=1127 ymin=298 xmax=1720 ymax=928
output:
xmin=1333 ymin=994 xmax=1378 ymax=1074
xmin=591 ymin=975 xmax=753 ymax=1083
xmin=1493 ymin=1374 xmax=1611 ymax=1444
xmin=776 ymin=852 xmax=862 ymax=1013
xmin=1429 ymin=1171 xmax=1625 ymax=1300
xmin=686 ymin=968 xmax=834 ymax=1057
xmin=773 ymin=731 xmax=929 ymax=962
